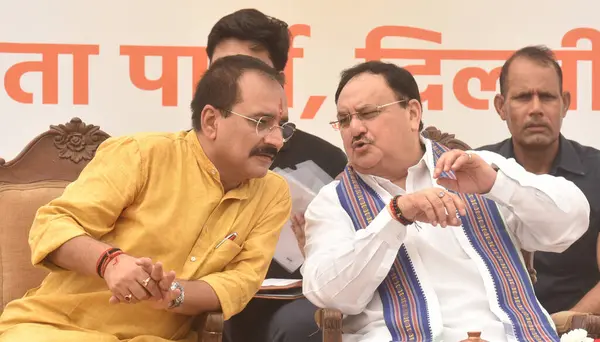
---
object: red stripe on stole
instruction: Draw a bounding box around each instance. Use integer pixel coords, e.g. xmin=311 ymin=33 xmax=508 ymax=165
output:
xmin=383 ymin=264 xmax=408 ymax=340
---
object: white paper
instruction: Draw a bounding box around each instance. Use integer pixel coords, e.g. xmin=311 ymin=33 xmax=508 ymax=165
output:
xmin=271 ymin=162 xmax=333 ymax=273
xmin=289 ymin=160 xmax=333 ymax=191
xmin=273 ymin=220 xmax=306 ymax=273
xmin=261 ymin=278 xmax=302 ymax=287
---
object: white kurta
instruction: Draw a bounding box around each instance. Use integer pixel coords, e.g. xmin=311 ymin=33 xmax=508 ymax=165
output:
xmin=301 ymin=138 xmax=590 ymax=342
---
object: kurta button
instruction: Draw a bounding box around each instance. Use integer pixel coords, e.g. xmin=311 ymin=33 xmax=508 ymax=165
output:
xmin=190 ymin=256 xmax=197 ymax=262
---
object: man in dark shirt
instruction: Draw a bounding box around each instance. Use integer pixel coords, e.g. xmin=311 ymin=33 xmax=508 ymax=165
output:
xmin=206 ymin=9 xmax=348 ymax=342
xmin=478 ymin=45 xmax=600 ymax=315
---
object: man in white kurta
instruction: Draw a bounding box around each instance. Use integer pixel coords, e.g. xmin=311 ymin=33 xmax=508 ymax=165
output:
xmin=301 ymin=61 xmax=590 ymax=342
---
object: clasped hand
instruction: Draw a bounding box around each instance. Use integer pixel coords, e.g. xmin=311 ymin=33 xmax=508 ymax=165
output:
xmin=103 ymin=255 xmax=180 ymax=309
xmin=393 ymin=149 xmax=497 ymax=227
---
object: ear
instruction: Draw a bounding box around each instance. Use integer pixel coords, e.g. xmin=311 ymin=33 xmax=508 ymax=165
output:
xmin=493 ymin=94 xmax=507 ymax=121
xmin=278 ymin=71 xmax=287 ymax=86
xmin=561 ymin=91 xmax=571 ymax=119
xmin=407 ymin=99 xmax=423 ymax=132
xmin=279 ymin=91 xmax=289 ymax=121
xmin=200 ymin=105 xmax=220 ymax=140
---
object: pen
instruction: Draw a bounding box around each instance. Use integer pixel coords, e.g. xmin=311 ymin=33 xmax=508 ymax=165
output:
xmin=215 ymin=232 xmax=238 ymax=249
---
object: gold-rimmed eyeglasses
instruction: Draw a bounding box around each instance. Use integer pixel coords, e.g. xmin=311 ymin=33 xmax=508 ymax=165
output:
xmin=329 ymin=100 xmax=407 ymax=130
xmin=222 ymin=109 xmax=296 ymax=142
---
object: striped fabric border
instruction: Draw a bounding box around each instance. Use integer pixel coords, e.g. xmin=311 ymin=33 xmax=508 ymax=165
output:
xmin=337 ymin=167 xmax=433 ymax=341
xmin=430 ymin=142 xmax=558 ymax=341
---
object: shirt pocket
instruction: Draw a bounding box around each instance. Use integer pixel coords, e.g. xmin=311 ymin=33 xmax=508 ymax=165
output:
xmin=207 ymin=239 xmax=243 ymax=272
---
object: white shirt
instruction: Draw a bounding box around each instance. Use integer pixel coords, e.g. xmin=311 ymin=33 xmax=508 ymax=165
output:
xmin=301 ymin=139 xmax=589 ymax=342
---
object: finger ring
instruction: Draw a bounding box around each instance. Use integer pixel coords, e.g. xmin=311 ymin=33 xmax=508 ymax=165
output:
xmin=124 ymin=294 xmax=133 ymax=302
xmin=438 ymin=191 xmax=445 ymax=198
xmin=141 ymin=277 xmax=151 ymax=287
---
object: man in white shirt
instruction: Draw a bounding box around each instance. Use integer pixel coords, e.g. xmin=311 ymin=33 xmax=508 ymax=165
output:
xmin=300 ymin=61 xmax=590 ymax=342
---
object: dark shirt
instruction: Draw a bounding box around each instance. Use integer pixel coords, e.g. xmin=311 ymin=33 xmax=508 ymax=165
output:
xmin=267 ymin=128 xmax=348 ymax=279
xmin=478 ymin=135 xmax=600 ymax=314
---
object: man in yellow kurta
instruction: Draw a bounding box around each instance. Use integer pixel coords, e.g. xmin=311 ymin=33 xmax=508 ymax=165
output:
xmin=0 ymin=55 xmax=293 ymax=342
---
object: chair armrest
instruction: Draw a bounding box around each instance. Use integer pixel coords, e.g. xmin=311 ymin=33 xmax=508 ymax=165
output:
xmin=314 ymin=308 xmax=343 ymax=342
xmin=552 ymin=311 xmax=600 ymax=338
xmin=311 ymin=308 xmax=600 ymax=340
xmin=192 ymin=312 xmax=223 ymax=342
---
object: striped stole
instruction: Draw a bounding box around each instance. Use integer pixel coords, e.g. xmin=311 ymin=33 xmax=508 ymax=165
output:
xmin=335 ymin=141 xmax=558 ymax=342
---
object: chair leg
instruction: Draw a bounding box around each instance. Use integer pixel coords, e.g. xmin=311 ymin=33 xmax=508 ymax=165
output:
xmin=315 ymin=309 xmax=343 ymax=342
xmin=200 ymin=312 xmax=224 ymax=342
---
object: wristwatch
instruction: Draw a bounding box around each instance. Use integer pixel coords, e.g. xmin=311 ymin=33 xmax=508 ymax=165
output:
xmin=168 ymin=281 xmax=185 ymax=309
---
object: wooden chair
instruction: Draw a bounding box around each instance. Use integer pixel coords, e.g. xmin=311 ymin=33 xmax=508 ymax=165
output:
xmin=0 ymin=117 xmax=223 ymax=342
xmin=313 ymin=126 xmax=599 ymax=340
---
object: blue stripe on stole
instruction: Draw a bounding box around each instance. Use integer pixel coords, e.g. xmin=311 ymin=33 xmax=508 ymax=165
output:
xmin=336 ymin=167 xmax=433 ymax=342
xmin=429 ymin=142 xmax=558 ymax=342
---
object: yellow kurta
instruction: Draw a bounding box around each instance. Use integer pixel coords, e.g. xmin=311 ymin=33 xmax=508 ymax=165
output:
xmin=0 ymin=131 xmax=291 ymax=342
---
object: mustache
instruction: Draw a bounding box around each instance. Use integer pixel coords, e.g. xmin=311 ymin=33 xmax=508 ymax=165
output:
xmin=249 ymin=146 xmax=279 ymax=160
xmin=524 ymin=121 xmax=549 ymax=129
xmin=352 ymin=135 xmax=374 ymax=145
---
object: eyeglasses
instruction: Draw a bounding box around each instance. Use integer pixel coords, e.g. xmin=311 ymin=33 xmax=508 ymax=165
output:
xmin=223 ymin=109 xmax=296 ymax=142
xmin=329 ymin=100 xmax=407 ymax=130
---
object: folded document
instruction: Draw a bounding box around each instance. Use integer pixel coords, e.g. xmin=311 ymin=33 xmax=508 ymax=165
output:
xmin=255 ymin=278 xmax=303 ymax=300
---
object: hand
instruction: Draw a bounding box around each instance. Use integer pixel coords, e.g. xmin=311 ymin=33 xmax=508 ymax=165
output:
xmin=147 ymin=286 xmax=182 ymax=310
xmin=395 ymin=188 xmax=467 ymax=227
xmin=135 ymin=258 xmax=177 ymax=298
xmin=109 ymin=258 xmax=180 ymax=309
xmin=103 ymin=254 xmax=162 ymax=304
xmin=433 ymin=149 xmax=497 ymax=194
xmin=290 ymin=212 xmax=306 ymax=257
xmin=109 ymin=258 xmax=177 ymax=309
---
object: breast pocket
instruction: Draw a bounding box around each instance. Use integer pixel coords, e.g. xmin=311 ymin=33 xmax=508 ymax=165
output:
xmin=208 ymin=239 xmax=243 ymax=273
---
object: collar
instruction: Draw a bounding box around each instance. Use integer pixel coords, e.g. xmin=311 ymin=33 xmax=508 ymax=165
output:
xmin=498 ymin=135 xmax=585 ymax=176
xmin=184 ymin=131 xmax=249 ymax=200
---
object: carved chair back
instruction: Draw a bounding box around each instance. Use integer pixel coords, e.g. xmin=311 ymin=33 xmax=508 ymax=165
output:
xmin=0 ymin=118 xmax=225 ymax=341
xmin=0 ymin=117 xmax=110 ymax=310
